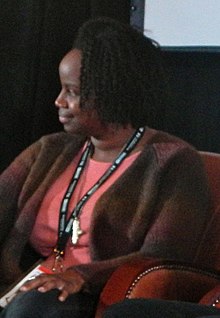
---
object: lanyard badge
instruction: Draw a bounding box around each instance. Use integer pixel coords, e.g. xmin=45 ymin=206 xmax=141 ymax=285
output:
xmin=54 ymin=127 xmax=145 ymax=261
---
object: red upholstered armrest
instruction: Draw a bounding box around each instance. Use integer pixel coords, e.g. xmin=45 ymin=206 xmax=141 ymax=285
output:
xmin=199 ymin=284 xmax=220 ymax=308
xmin=95 ymin=259 xmax=220 ymax=318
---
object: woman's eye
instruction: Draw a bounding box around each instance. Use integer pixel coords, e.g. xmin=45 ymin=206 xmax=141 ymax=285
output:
xmin=67 ymin=89 xmax=80 ymax=97
xmin=67 ymin=89 xmax=74 ymax=94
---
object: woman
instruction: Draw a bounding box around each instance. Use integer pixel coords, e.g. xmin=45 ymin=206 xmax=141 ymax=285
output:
xmin=0 ymin=17 xmax=210 ymax=317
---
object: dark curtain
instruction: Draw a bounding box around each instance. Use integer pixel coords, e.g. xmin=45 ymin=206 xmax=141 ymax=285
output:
xmin=0 ymin=0 xmax=130 ymax=172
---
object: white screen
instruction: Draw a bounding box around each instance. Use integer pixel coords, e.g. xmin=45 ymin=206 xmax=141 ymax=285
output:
xmin=144 ymin=0 xmax=220 ymax=46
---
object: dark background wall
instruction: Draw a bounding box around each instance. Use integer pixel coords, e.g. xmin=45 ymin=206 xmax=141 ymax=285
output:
xmin=161 ymin=49 xmax=220 ymax=153
xmin=130 ymin=0 xmax=220 ymax=154
xmin=1 ymin=0 xmax=220 ymax=173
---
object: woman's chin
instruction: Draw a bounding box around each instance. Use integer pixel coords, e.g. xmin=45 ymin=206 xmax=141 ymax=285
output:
xmin=63 ymin=124 xmax=84 ymax=136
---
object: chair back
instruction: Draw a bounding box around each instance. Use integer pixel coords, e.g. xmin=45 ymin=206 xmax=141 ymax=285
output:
xmin=200 ymin=151 xmax=220 ymax=210
xmin=194 ymin=151 xmax=220 ymax=269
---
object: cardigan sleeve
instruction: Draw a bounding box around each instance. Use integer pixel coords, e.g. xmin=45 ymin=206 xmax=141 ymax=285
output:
xmin=140 ymin=144 xmax=210 ymax=260
xmin=0 ymin=132 xmax=80 ymax=245
xmin=0 ymin=141 xmax=42 ymax=244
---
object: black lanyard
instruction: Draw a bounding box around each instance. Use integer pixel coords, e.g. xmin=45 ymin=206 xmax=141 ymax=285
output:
xmin=55 ymin=127 xmax=145 ymax=255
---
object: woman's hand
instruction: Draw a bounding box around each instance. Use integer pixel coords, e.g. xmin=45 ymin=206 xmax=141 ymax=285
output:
xmin=20 ymin=269 xmax=85 ymax=302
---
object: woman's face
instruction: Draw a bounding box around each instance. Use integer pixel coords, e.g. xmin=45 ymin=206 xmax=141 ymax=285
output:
xmin=55 ymin=49 xmax=103 ymax=136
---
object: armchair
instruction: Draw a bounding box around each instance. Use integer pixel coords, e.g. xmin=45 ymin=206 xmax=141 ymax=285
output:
xmin=95 ymin=151 xmax=220 ymax=317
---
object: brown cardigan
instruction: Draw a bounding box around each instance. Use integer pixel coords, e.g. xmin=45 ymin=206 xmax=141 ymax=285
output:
xmin=0 ymin=128 xmax=210 ymax=294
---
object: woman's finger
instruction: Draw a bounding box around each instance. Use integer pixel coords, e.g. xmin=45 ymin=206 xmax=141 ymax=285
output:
xmin=20 ymin=270 xmax=84 ymax=297
xmin=37 ymin=279 xmax=60 ymax=293
xmin=20 ymin=274 xmax=47 ymax=291
xmin=58 ymin=288 xmax=69 ymax=302
xmin=20 ymin=274 xmax=57 ymax=291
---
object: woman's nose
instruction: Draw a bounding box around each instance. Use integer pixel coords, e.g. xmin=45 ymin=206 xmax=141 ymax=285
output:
xmin=55 ymin=92 xmax=67 ymax=108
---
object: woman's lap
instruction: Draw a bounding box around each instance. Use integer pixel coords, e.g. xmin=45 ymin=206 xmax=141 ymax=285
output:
xmin=0 ymin=289 xmax=98 ymax=318
xmin=103 ymin=299 xmax=220 ymax=318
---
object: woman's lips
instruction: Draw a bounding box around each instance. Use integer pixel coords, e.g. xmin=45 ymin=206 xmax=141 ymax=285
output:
xmin=58 ymin=111 xmax=73 ymax=124
xmin=58 ymin=115 xmax=72 ymax=124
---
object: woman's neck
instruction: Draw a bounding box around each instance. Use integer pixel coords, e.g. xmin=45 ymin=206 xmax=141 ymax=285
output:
xmin=90 ymin=126 xmax=142 ymax=162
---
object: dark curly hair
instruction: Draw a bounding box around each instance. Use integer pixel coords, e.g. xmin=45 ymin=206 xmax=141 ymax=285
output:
xmin=73 ymin=17 xmax=170 ymax=129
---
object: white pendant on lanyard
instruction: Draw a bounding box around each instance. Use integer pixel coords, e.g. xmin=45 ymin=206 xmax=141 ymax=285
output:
xmin=72 ymin=217 xmax=83 ymax=245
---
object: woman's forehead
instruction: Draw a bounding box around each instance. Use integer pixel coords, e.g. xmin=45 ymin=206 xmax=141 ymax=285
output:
xmin=59 ymin=49 xmax=82 ymax=77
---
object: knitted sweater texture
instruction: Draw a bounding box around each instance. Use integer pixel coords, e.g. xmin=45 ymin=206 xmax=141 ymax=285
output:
xmin=0 ymin=128 xmax=210 ymax=294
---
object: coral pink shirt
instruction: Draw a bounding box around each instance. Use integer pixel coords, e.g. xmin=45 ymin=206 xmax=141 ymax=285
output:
xmin=30 ymin=145 xmax=140 ymax=271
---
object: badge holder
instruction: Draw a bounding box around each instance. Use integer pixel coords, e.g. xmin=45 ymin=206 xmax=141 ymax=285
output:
xmin=0 ymin=261 xmax=52 ymax=308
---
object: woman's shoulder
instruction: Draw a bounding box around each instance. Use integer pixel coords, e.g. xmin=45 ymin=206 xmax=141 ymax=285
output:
xmin=12 ymin=132 xmax=86 ymax=165
xmin=142 ymin=127 xmax=200 ymax=166
xmin=144 ymin=127 xmax=197 ymax=151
